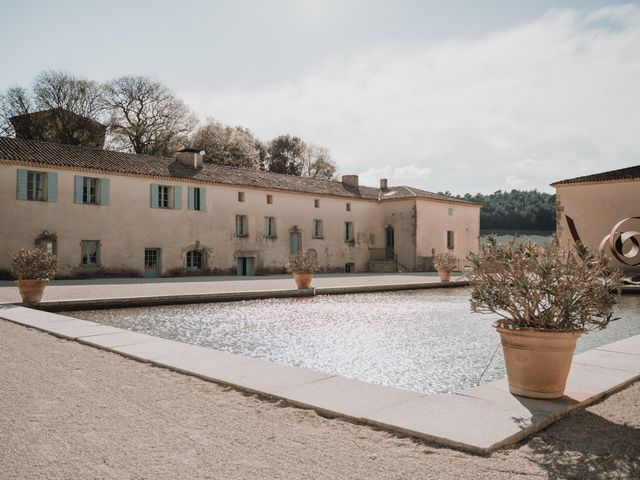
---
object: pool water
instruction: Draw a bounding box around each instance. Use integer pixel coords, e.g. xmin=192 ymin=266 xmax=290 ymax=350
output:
xmin=67 ymin=289 xmax=640 ymax=395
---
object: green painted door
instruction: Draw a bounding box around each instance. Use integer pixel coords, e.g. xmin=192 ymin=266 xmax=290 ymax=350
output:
xmin=144 ymin=249 xmax=161 ymax=277
xmin=289 ymin=232 xmax=301 ymax=255
xmin=236 ymin=257 xmax=255 ymax=276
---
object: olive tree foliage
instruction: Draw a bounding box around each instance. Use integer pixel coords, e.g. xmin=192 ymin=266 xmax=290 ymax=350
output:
xmin=266 ymin=135 xmax=337 ymax=179
xmin=102 ymin=76 xmax=198 ymax=156
xmin=0 ymin=70 xmax=104 ymax=142
xmin=266 ymin=134 xmax=306 ymax=175
xmin=191 ymin=119 xmax=261 ymax=169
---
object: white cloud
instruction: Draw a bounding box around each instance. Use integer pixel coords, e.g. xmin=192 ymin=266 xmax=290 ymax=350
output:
xmin=182 ymin=5 xmax=640 ymax=194
xmin=358 ymin=164 xmax=432 ymax=189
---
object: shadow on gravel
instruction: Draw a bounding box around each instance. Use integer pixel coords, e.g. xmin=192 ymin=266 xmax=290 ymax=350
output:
xmin=525 ymin=410 xmax=640 ymax=479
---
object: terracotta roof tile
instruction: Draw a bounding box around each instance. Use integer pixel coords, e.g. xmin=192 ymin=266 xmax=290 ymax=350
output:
xmin=552 ymin=165 xmax=640 ymax=186
xmin=0 ymin=136 xmax=477 ymax=205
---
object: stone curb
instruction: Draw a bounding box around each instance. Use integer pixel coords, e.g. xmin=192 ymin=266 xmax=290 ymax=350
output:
xmin=1 ymin=306 xmax=638 ymax=455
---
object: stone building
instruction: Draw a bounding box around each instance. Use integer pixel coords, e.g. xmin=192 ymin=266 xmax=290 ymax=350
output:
xmin=552 ymin=165 xmax=640 ymax=274
xmin=9 ymin=109 xmax=107 ymax=149
xmin=0 ymin=136 xmax=480 ymax=278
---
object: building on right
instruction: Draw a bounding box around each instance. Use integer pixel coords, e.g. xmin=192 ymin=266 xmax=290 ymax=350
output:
xmin=551 ymin=165 xmax=640 ymax=274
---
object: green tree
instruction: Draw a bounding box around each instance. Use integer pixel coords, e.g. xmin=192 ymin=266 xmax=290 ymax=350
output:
xmin=266 ymin=134 xmax=306 ymax=175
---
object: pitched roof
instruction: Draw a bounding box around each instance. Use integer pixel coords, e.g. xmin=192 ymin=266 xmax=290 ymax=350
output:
xmin=0 ymin=136 xmax=478 ymax=205
xmin=551 ymin=165 xmax=640 ymax=187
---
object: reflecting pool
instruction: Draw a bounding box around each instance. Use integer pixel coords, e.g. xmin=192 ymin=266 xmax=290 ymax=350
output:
xmin=67 ymin=289 xmax=640 ymax=394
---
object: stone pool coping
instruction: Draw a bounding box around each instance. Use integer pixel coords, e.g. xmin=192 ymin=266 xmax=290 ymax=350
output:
xmin=10 ymin=280 xmax=469 ymax=312
xmin=1 ymin=305 xmax=639 ymax=455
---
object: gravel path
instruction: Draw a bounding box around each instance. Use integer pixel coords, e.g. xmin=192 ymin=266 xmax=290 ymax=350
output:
xmin=1 ymin=320 xmax=638 ymax=479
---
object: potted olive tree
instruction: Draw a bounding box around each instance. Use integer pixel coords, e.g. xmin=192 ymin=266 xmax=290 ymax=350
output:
xmin=434 ymin=252 xmax=457 ymax=282
xmin=467 ymin=237 xmax=620 ymax=399
xmin=287 ymin=249 xmax=319 ymax=289
xmin=11 ymin=248 xmax=57 ymax=304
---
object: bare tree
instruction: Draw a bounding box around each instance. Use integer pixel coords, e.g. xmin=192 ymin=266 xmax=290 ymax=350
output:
xmin=102 ymin=76 xmax=198 ymax=156
xmin=0 ymin=70 xmax=104 ymax=146
xmin=300 ymin=144 xmax=337 ymax=180
xmin=191 ymin=119 xmax=260 ymax=169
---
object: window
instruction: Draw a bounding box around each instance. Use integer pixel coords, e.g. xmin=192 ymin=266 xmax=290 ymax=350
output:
xmin=186 ymin=250 xmax=204 ymax=270
xmin=238 ymin=192 xmax=245 ymax=202
xmin=236 ymin=215 xmax=248 ymax=236
xmin=81 ymin=240 xmax=100 ymax=266
xmin=151 ymin=183 xmax=181 ymax=209
xmin=17 ymin=169 xmax=56 ymax=202
xmin=448 ymin=207 xmax=454 ymax=216
xmin=346 ymin=202 xmax=351 ymax=212
xmin=345 ymin=263 xmax=355 ymax=273
xmin=314 ymin=199 xmax=320 ymax=208
xmin=313 ymin=219 xmax=323 ymax=239
xmin=193 ymin=188 xmax=201 ymax=210
xmin=266 ymin=194 xmax=273 ymax=204
xmin=188 ymin=186 xmax=206 ymax=211
xmin=36 ymin=238 xmax=57 ymax=256
xmin=158 ymin=185 xmax=170 ymax=208
xmin=265 ymin=217 xmax=276 ymax=237
xmin=447 ymin=230 xmax=455 ymax=250
xmin=345 ymin=222 xmax=354 ymax=242
xmin=27 ymin=171 xmax=46 ymax=201
xmin=83 ymin=177 xmax=100 ymax=204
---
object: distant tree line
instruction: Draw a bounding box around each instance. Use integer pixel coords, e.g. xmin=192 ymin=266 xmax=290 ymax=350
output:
xmin=0 ymin=70 xmax=337 ymax=180
xmin=441 ymin=189 xmax=556 ymax=231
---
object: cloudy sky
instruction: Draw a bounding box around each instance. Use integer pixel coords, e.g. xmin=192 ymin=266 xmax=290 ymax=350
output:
xmin=3 ymin=0 xmax=639 ymax=193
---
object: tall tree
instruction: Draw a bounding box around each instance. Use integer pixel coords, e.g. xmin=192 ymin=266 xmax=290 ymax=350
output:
xmin=300 ymin=144 xmax=337 ymax=180
xmin=102 ymin=76 xmax=197 ymax=156
xmin=266 ymin=134 xmax=306 ymax=175
xmin=191 ymin=119 xmax=260 ymax=169
xmin=0 ymin=70 xmax=104 ymax=146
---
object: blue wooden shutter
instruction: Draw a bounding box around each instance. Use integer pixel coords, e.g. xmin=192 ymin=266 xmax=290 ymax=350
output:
xmin=46 ymin=172 xmax=58 ymax=202
xmin=150 ymin=184 xmax=158 ymax=208
xmin=173 ymin=185 xmax=182 ymax=209
xmin=100 ymin=178 xmax=110 ymax=205
xmin=74 ymin=176 xmax=84 ymax=203
xmin=199 ymin=188 xmax=206 ymax=211
xmin=188 ymin=186 xmax=194 ymax=210
xmin=16 ymin=169 xmax=28 ymax=200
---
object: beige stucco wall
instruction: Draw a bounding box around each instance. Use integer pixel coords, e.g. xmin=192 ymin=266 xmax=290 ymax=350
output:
xmin=555 ymin=181 xmax=640 ymax=272
xmin=0 ymin=162 xmax=480 ymax=276
xmin=415 ymin=199 xmax=481 ymax=270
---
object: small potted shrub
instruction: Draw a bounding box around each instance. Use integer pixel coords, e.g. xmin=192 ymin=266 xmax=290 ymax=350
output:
xmin=467 ymin=236 xmax=621 ymax=399
xmin=434 ymin=252 xmax=457 ymax=282
xmin=286 ymin=249 xmax=319 ymax=289
xmin=11 ymin=248 xmax=57 ymax=304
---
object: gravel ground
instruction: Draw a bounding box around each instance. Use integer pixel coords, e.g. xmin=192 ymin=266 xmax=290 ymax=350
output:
xmin=1 ymin=320 xmax=638 ymax=480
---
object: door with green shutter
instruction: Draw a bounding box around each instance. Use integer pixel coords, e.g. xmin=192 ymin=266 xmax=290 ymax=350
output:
xmin=144 ymin=249 xmax=161 ymax=277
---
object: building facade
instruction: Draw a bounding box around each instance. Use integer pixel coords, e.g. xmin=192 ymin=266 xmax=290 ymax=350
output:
xmin=0 ymin=137 xmax=480 ymax=278
xmin=552 ymin=165 xmax=640 ymax=274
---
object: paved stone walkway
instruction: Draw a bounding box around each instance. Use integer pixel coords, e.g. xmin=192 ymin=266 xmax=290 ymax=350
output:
xmin=0 ymin=272 xmax=462 ymax=304
xmin=1 ymin=319 xmax=638 ymax=479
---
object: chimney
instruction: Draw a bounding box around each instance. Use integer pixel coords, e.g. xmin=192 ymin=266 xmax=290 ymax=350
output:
xmin=380 ymin=178 xmax=388 ymax=190
xmin=176 ymin=148 xmax=205 ymax=169
xmin=341 ymin=175 xmax=359 ymax=188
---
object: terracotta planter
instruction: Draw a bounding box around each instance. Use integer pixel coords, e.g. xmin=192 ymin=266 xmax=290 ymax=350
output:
xmin=293 ymin=272 xmax=313 ymax=289
xmin=496 ymin=321 xmax=582 ymax=399
xmin=16 ymin=279 xmax=49 ymax=304
xmin=437 ymin=268 xmax=451 ymax=282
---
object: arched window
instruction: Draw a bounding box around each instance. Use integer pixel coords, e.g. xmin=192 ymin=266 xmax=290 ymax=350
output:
xmin=186 ymin=250 xmax=203 ymax=270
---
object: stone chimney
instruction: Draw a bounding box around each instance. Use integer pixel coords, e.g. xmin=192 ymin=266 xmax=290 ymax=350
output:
xmin=380 ymin=178 xmax=388 ymax=190
xmin=176 ymin=148 xmax=205 ymax=169
xmin=341 ymin=175 xmax=359 ymax=188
